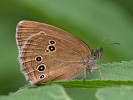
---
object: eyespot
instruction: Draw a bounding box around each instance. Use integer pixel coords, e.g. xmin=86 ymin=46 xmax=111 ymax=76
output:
xmin=35 ymin=56 xmax=42 ymax=62
xmin=46 ymin=50 xmax=49 ymax=52
xmin=39 ymin=74 xmax=45 ymax=79
xmin=49 ymin=40 xmax=55 ymax=44
xmin=38 ymin=31 xmax=46 ymax=35
xmin=40 ymin=33 xmax=45 ymax=35
xmin=37 ymin=64 xmax=46 ymax=72
xmin=49 ymin=46 xmax=55 ymax=51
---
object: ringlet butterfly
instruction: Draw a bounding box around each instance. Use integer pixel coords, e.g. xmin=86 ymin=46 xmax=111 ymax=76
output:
xmin=16 ymin=21 xmax=119 ymax=85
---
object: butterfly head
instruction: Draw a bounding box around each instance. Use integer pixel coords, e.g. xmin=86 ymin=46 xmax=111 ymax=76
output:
xmin=84 ymin=48 xmax=103 ymax=73
xmin=91 ymin=48 xmax=103 ymax=60
xmin=86 ymin=42 xmax=120 ymax=73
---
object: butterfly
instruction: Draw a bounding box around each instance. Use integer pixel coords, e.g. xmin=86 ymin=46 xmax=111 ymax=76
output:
xmin=16 ymin=21 xmax=119 ymax=85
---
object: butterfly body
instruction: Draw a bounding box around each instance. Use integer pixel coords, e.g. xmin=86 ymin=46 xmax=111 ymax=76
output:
xmin=16 ymin=21 xmax=102 ymax=85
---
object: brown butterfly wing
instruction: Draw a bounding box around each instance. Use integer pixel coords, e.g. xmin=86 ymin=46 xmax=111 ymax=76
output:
xmin=16 ymin=21 xmax=91 ymax=57
xmin=20 ymin=34 xmax=88 ymax=84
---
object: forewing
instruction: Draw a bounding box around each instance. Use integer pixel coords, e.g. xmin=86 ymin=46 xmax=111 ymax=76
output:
xmin=16 ymin=21 xmax=91 ymax=57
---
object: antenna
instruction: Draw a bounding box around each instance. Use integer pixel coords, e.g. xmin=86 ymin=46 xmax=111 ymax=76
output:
xmin=101 ymin=43 xmax=120 ymax=49
xmin=97 ymin=33 xmax=111 ymax=50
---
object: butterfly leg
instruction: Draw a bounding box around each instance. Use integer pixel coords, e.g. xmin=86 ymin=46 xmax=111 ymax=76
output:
xmin=84 ymin=67 xmax=86 ymax=80
xmin=93 ymin=67 xmax=103 ymax=80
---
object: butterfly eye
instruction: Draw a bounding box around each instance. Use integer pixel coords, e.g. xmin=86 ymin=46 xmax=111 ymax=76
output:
xmin=49 ymin=40 xmax=55 ymax=44
xmin=49 ymin=46 xmax=55 ymax=51
xmin=37 ymin=64 xmax=46 ymax=72
xmin=39 ymin=74 xmax=45 ymax=79
xmin=35 ymin=56 xmax=42 ymax=62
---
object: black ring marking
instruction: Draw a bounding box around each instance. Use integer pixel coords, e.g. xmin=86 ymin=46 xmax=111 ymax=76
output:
xmin=50 ymin=40 xmax=55 ymax=44
xmin=49 ymin=46 xmax=55 ymax=51
xmin=38 ymin=31 xmax=46 ymax=35
xmin=38 ymin=65 xmax=45 ymax=71
xmin=36 ymin=56 xmax=42 ymax=62
xmin=46 ymin=50 xmax=49 ymax=52
xmin=40 ymin=33 xmax=45 ymax=35
xmin=40 ymin=74 xmax=45 ymax=79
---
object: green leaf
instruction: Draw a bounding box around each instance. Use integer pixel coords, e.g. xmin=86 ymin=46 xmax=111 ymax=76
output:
xmin=96 ymin=86 xmax=133 ymax=100
xmin=65 ymin=88 xmax=97 ymax=100
xmin=2 ymin=81 xmax=133 ymax=100
xmin=0 ymin=84 xmax=72 ymax=100
xmin=15 ymin=60 xmax=133 ymax=100
xmin=18 ymin=61 xmax=133 ymax=89
xmin=86 ymin=61 xmax=133 ymax=80
xmin=0 ymin=0 xmax=133 ymax=95
xmin=41 ymin=80 xmax=133 ymax=89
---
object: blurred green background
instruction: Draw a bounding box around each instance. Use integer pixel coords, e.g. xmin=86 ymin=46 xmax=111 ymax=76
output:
xmin=0 ymin=0 xmax=133 ymax=95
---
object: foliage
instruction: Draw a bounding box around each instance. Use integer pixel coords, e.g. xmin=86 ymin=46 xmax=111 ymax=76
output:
xmin=0 ymin=0 xmax=133 ymax=100
xmin=1 ymin=61 xmax=133 ymax=100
